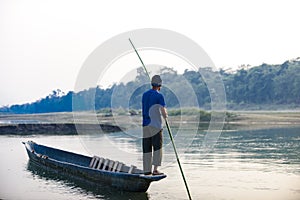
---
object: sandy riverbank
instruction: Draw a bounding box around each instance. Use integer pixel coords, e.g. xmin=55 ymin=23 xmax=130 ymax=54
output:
xmin=0 ymin=111 xmax=299 ymax=134
xmin=225 ymin=111 xmax=300 ymax=130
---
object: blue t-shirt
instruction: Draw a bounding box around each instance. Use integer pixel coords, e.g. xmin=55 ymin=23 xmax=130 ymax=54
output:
xmin=142 ymin=89 xmax=166 ymax=128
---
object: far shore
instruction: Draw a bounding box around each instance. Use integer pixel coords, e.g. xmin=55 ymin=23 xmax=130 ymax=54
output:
xmin=0 ymin=110 xmax=300 ymax=134
xmin=223 ymin=110 xmax=300 ymax=130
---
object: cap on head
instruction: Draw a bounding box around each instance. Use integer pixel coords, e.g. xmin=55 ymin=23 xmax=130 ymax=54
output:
xmin=151 ymin=75 xmax=162 ymax=87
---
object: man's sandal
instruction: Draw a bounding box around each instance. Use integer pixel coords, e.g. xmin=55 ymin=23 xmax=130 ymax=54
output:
xmin=152 ymin=170 xmax=164 ymax=175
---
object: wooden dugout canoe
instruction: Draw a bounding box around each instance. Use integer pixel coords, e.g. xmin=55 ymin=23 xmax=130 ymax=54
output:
xmin=22 ymin=141 xmax=166 ymax=192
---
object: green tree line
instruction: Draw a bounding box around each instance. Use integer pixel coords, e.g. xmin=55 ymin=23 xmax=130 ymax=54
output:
xmin=1 ymin=58 xmax=299 ymax=114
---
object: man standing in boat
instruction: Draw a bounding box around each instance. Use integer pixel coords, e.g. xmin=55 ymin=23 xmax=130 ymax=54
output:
xmin=142 ymin=75 xmax=168 ymax=175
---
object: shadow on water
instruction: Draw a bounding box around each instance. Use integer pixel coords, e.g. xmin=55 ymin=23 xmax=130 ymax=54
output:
xmin=26 ymin=161 xmax=149 ymax=200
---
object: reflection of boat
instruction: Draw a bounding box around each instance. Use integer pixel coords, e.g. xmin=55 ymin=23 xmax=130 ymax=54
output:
xmin=26 ymin=161 xmax=149 ymax=200
xmin=23 ymin=141 xmax=166 ymax=192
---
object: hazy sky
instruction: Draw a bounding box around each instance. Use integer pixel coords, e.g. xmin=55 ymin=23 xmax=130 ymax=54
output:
xmin=1 ymin=0 xmax=299 ymax=106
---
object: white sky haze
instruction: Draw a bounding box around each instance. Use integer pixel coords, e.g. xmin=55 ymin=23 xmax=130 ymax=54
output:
xmin=0 ymin=0 xmax=300 ymax=106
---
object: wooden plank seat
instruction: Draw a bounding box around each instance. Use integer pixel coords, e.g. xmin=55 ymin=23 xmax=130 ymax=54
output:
xmin=89 ymin=156 xmax=125 ymax=172
xmin=128 ymin=165 xmax=137 ymax=174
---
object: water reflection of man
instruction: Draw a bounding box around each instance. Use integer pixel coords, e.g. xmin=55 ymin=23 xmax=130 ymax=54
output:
xmin=142 ymin=75 xmax=168 ymax=175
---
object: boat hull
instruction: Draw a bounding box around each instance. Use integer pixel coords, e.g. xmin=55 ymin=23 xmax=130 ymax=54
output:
xmin=23 ymin=141 xmax=166 ymax=192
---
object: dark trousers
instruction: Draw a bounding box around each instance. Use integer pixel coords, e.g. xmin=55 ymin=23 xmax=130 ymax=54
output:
xmin=142 ymin=126 xmax=163 ymax=173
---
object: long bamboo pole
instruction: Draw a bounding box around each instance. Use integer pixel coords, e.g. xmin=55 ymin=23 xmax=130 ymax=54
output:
xmin=128 ymin=38 xmax=192 ymax=200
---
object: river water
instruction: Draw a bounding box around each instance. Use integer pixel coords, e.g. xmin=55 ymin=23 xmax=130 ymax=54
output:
xmin=0 ymin=126 xmax=300 ymax=200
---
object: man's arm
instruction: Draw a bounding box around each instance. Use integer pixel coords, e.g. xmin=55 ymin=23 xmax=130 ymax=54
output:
xmin=160 ymin=106 xmax=168 ymax=119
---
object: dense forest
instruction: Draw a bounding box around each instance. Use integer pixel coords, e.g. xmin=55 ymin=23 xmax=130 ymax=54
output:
xmin=1 ymin=58 xmax=299 ymax=114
